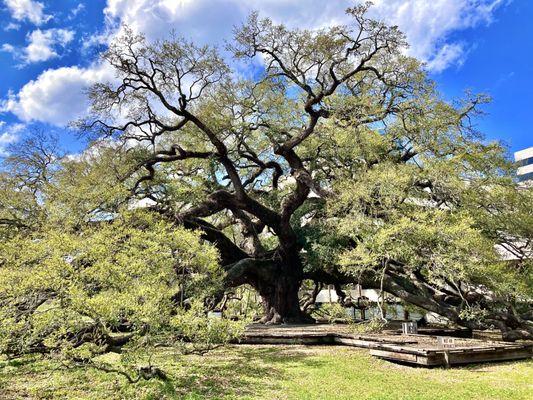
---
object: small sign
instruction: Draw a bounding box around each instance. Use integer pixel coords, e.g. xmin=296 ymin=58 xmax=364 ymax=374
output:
xmin=345 ymin=307 xmax=356 ymax=319
xmin=208 ymin=311 xmax=222 ymax=319
xmin=437 ymin=336 xmax=456 ymax=349
xmin=402 ymin=322 xmax=418 ymax=334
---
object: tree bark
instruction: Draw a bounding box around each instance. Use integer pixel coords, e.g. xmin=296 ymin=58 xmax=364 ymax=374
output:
xmin=224 ymin=256 xmax=314 ymax=324
xmin=256 ymin=275 xmax=313 ymax=324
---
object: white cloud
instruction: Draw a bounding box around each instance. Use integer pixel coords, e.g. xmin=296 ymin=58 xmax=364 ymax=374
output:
xmin=3 ymin=0 xmax=52 ymax=26
xmin=1 ymin=63 xmax=115 ymax=125
xmin=1 ymin=43 xmax=15 ymax=53
xmin=0 ymin=133 xmax=17 ymax=156
xmin=2 ymin=0 xmax=507 ymax=127
xmin=70 ymin=3 xmax=85 ymax=18
xmin=0 ymin=122 xmax=25 ymax=156
xmin=4 ymin=22 xmax=21 ymax=31
xmin=426 ymin=43 xmax=467 ymax=73
xmin=2 ymin=28 xmax=75 ymax=64
xmin=23 ymin=28 xmax=75 ymax=63
xmin=103 ymin=0 xmax=242 ymax=46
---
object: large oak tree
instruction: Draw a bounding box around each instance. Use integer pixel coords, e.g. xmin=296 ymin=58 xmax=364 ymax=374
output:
xmin=11 ymin=4 xmax=527 ymax=338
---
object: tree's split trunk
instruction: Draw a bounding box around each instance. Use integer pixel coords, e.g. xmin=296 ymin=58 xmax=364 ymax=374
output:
xmin=256 ymin=276 xmax=314 ymax=324
xmin=224 ymin=256 xmax=314 ymax=324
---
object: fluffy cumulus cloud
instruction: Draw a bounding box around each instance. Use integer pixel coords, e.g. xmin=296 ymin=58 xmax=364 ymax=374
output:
xmin=24 ymin=28 xmax=74 ymax=63
xmin=3 ymin=0 xmax=52 ymax=26
xmin=1 ymin=43 xmax=15 ymax=53
xmin=103 ymin=0 xmax=504 ymax=69
xmin=0 ymin=122 xmax=25 ymax=156
xmin=4 ymin=28 xmax=75 ymax=64
xmin=2 ymin=63 xmax=114 ymax=125
xmin=2 ymin=28 xmax=75 ymax=64
xmin=426 ymin=43 xmax=467 ymax=73
xmin=3 ymin=0 xmax=506 ymax=127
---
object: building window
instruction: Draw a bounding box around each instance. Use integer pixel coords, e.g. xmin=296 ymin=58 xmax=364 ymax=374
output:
xmin=517 ymin=156 xmax=533 ymax=167
xmin=518 ymin=171 xmax=533 ymax=182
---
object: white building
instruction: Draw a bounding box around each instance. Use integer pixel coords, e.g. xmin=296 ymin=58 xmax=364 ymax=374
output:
xmin=515 ymin=146 xmax=533 ymax=184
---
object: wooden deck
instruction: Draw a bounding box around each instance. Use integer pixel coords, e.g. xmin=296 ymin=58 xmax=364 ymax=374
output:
xmin=240 ymin=324 xmax=532 ymax=367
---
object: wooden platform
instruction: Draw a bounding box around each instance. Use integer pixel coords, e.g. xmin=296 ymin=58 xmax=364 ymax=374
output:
xmin=240 ymin=324 xmax=532 ymax=367
xmin=405 ymin=327 xmax=472 ymax=338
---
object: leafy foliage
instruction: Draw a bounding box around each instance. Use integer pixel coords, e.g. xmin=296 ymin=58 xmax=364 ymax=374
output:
xmin=0 ymin=209 xmax=243 ymax=376
xmin=1 ymin=2 xmax=531 ymax=339
xmin=312 ymin=303 xmax=348 ymax=323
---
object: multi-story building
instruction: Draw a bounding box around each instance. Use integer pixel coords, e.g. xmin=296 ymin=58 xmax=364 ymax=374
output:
xmin=515 ymin=146 xmax=533 ymax=183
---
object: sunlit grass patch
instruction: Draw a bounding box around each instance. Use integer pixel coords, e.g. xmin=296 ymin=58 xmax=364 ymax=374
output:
xmin=1 ymin=345 xmax=532 ymax=399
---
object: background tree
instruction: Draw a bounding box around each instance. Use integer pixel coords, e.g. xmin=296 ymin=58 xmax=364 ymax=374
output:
xmin=0 ymin=131 xmax=60 ymax=237
xmin=0 ymin=135 xmax=244 ymax=379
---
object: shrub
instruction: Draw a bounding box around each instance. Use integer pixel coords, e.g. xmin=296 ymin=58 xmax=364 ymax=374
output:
xmin=0 ymin=211 xmax=242 ymax=380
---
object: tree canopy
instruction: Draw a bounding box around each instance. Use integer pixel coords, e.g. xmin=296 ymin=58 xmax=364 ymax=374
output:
xmin=1 ymin=3 xmax=532 ymax=341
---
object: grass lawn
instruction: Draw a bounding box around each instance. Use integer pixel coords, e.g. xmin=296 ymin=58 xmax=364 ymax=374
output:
xmin=1 ymin=345 xmax=532 ymax=399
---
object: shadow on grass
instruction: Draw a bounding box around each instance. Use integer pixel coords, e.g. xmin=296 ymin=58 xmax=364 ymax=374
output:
xmin=1 ymin=357 xmax=37 ymax=369
xmin=159 ymin=345 xmax=327 ymax=399
xmin=1 ymin=346 xmax=329 ymax=399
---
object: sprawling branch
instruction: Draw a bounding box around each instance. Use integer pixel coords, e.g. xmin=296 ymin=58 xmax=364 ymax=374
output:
xmin=71 ymin=6 xmax=531 ymax=329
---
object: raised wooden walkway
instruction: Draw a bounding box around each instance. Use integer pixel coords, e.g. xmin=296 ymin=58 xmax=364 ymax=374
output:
xmin=239 ymin=324 xmax=533 ymax=367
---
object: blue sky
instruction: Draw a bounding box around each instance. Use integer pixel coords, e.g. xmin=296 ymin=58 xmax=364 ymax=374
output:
xmin=435 ymin=1 xmax=533 ymax=153
xmin=0 ymin=0 xmax=531 ymax=158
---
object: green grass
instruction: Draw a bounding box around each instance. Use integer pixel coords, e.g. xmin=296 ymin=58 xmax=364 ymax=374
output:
xmin=1 ymin=345 xmax=532 ymax=399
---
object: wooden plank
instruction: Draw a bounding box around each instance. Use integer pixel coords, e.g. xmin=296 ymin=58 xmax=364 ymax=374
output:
xmin=446 ymin=348 xmax=533 ymax=365
xmin=370 ymin=350 xmax=442 ymax=366
xmin=334 ymin=337 xmax=384 ymax=349
xmin=374 ymin=344 xmax=429 ymax=356
xmin=369 ymin=349 xmax=419 ymax=363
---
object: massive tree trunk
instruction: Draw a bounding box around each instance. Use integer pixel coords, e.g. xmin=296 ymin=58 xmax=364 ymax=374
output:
xmin=224 ymin=255 xmax=313 ymax=324
xmin=255 ymin=273 xmax=311 ymax=324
